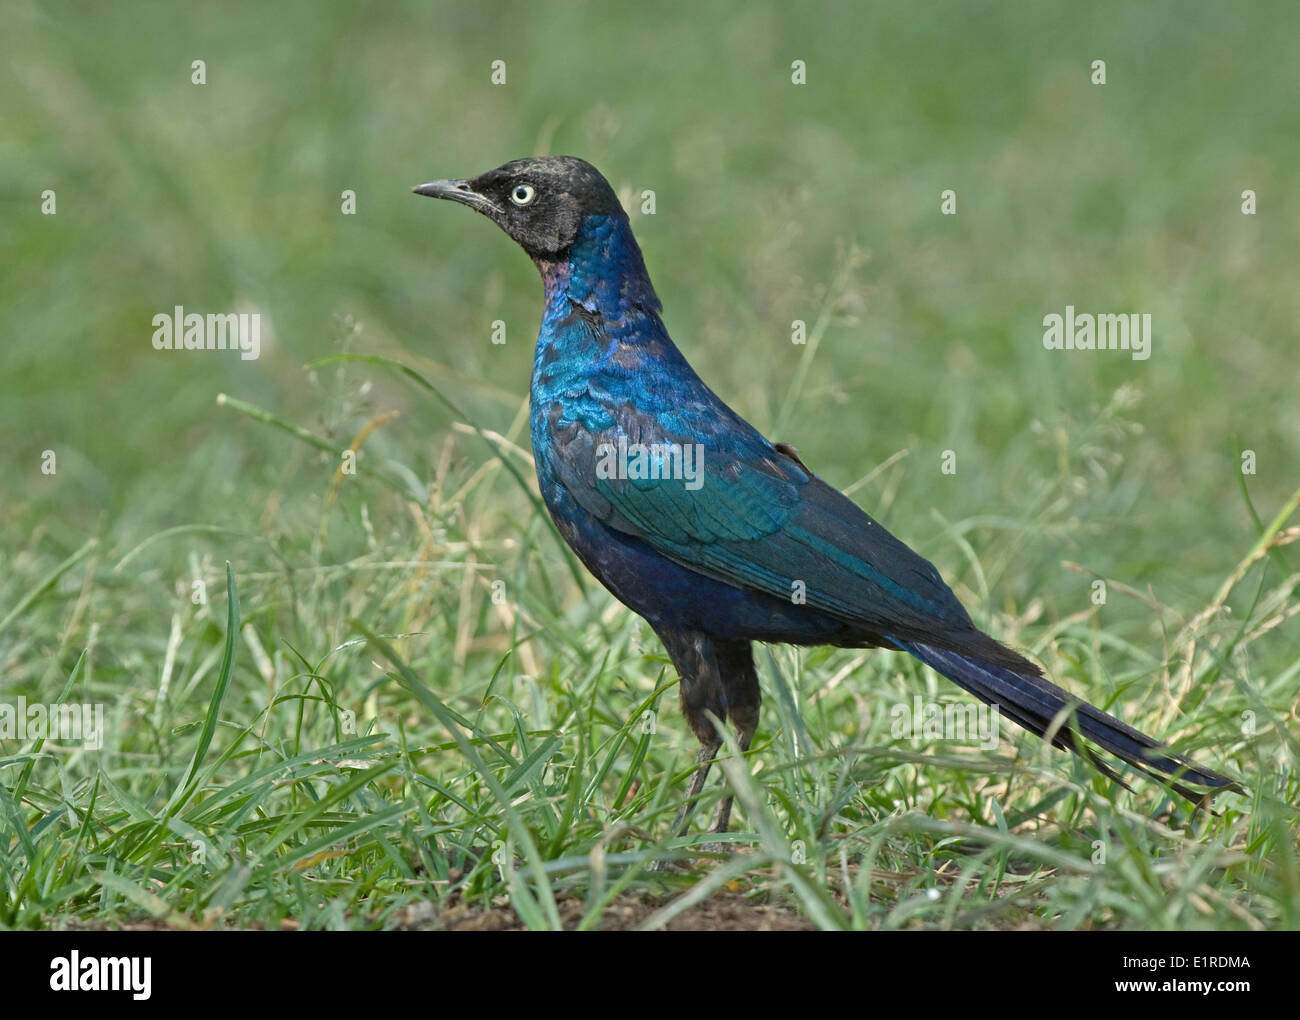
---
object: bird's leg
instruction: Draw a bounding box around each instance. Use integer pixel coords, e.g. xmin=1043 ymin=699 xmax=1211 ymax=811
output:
xmin=667 ymin=740 xmax=722 ymax=839
xmin=650 ymin=739 xmax=723 ymax=873
xmin=650 ymin=740 xmax=720 ymax=872
xmin=705 ymin=730 xmax=752 ymax=837
xmin=705 ymin=643 xmax=761 ymax=841
xmin=650 ymin=629 xmax=761 ymax=862
xmin=650 ymin=629 xmax=735 ymax=855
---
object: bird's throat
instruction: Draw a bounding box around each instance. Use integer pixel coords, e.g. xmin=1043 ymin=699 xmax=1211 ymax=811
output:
xmin=536 ymin=213 xmax=662 ymax=324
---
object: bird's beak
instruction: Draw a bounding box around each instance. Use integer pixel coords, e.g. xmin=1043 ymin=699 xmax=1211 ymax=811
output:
xmin=411 ymin=178 xmax=497 ymax=214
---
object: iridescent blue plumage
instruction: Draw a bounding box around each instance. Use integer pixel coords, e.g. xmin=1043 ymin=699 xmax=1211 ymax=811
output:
xmin=413 ymin=156 xmax=1235 ymax=839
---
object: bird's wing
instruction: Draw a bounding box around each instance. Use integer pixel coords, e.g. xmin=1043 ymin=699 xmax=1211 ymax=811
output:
xmin=544 ymin=370 xmax=977 ymax=642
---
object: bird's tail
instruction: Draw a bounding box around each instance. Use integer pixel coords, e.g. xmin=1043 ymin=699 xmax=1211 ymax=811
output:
xmin=894 ymin=639 xmax=1238 ymax=801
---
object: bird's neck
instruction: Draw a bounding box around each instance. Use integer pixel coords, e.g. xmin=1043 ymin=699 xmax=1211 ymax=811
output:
xmin=529 ymin=212 xmax=697 ymax=427
xmin=536 ymin=213 xmax=662 ymax=325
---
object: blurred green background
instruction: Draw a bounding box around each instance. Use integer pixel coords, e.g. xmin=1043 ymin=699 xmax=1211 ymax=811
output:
xmin=2 ymin=0 xmax=1297 ymax=930
xmin=5 ymin=0 xmax=1296 ymax=601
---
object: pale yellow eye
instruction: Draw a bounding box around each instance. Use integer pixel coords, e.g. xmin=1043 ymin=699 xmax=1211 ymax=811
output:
xmin=509 ymin=183 xmax=536 ymax=206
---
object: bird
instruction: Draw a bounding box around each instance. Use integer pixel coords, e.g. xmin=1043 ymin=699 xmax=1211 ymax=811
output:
xmin=412 ymin=156 xmax=1237 ymax=844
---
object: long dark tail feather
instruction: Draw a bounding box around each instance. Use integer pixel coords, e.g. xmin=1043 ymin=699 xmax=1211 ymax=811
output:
xmin=894 ymin=638 xmax=1240 ymax=802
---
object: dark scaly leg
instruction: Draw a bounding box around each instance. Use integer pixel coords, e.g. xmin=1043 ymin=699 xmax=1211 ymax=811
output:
xmin=707 ymin=643 xmax=760 ymax=838
xmin=655 ymin=628 xmax=727 ymax=842
xmin=674 ymin=742 xmax=722 ymax=837
xmin=652 ymin=629 xmax=759 ymax=849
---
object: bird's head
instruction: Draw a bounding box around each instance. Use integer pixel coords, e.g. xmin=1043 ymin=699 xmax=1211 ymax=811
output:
xmin=413 ymin=156 xmax=624 ymax=261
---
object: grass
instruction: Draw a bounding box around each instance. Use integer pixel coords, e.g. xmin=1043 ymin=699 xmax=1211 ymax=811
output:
xmin=1 ymin=0 xmax=1298 ymax=929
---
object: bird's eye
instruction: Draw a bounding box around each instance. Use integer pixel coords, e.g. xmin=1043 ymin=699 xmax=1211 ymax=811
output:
xmin=509 ymin=183 xmax=537 ymax=207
